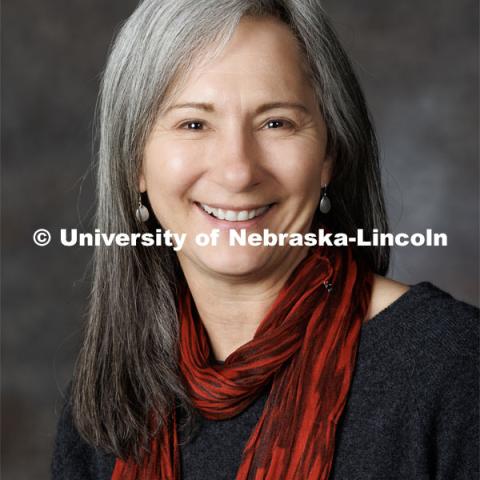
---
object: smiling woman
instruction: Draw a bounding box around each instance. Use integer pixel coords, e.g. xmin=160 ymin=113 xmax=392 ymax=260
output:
xmin=141 ymin=16 xmax=333 ymax=280
xmin=51 ymin=1 xmax=478 ymax=480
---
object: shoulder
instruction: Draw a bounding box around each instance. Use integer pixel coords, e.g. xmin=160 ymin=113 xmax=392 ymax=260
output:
xmin=360 ymin=277 xmax=479 ymax=391
xmin=366 ymin=275 xmax=479 ymax=337
xmin=360 ymin=277 xmax=479 ymax=386
xmin=365 ymin=276 xmax=479 ymax=355
xmin=51 ymin=383 xmax=115 ymax=480
xmin=365 ymin=274 xmax=410 ymax=321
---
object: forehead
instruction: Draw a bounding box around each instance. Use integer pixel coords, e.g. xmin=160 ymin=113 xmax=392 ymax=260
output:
xmin=163 ymin=16 xmax=314 ymax=109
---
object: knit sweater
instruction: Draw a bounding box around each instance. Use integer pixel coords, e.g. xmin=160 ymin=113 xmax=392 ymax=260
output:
xmin=51 ymin=282 xmax=479 ymax=479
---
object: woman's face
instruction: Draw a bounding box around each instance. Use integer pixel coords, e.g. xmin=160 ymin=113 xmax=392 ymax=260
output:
xmin=140 ymin=16 xmax=332 ymax=279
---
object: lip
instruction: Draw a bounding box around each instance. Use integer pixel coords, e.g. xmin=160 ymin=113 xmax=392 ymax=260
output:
xmin=194 ymin=201 xmax=276 ymax=230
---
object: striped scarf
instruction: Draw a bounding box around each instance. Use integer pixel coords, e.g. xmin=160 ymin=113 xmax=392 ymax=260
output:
xmin=112 ymin=244 xmax=373 ymax=479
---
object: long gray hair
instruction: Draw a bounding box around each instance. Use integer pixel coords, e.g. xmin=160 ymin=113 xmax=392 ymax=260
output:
xmin=72 ymin=0 xmax=390 ymax=462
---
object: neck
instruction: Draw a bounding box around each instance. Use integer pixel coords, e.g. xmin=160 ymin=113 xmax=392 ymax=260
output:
xmin=178 ymin=246 xmax=310 ymax=362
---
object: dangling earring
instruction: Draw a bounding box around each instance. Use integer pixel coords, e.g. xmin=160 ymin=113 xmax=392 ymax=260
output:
xmin=135 ymin=193 xmax=150 ymax=222
xmin=319 ymin=184 xmax=331 ymax=214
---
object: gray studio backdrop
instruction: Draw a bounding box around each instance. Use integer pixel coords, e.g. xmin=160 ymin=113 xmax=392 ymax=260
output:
xmin=2 ymin=0 xmax=478 ymax=478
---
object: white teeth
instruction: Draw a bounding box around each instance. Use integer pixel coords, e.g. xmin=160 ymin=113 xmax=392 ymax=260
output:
xmin=199 ymin=203 xmax=271 ymax=222
xmin=225 ymin=210 xmax=236 ymax=221
xmin=237 ymin=211 xmax=249 ymax=221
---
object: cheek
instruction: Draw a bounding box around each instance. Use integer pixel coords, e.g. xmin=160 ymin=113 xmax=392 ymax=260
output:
xmin=265 ymin=142 xmax=323 ymax=195
xmin=143 ymin=141 xmax=203 ymax=199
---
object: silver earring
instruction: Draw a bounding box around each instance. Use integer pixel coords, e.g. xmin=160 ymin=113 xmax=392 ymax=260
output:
xmin=135 ymin=193 xmax=150 ymax=222
xmin=319 ymin=184 xmax=331 ymax=214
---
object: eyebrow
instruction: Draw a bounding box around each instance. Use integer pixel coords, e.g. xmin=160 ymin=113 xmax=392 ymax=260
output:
xmin=164 ymin=101 xmax=309 ymax=115
xmin=166 ymin=102 xmax=215 ymax=113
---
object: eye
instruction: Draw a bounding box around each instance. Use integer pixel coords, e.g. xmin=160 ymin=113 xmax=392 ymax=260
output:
xmin=263 ymin=119 xmax=295 ymax=129
xmin=179 ymin=120 xmax=205 ymax=130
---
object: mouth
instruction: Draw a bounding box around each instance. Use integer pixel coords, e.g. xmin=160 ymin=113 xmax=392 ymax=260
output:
xmin=194 ymin=201 xmax=276 ymax=227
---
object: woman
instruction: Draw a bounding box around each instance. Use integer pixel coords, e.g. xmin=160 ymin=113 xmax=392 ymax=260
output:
xmin=51 ymin=1 xmax=479 ymax=479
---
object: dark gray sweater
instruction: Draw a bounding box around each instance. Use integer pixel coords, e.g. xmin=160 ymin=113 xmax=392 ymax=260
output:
xmin=51 ymin=282 xmax=479 ymax=479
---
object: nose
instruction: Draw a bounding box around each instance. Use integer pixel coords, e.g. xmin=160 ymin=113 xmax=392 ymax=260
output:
xmin=212 ymin=127 xmax=261 ymax=192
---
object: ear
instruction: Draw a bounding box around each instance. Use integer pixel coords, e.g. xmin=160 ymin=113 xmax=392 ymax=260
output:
xmin=138 ymin=171 xmax=147 ymax=193
xmin=321 ymin=154 xmax=334 ymax=186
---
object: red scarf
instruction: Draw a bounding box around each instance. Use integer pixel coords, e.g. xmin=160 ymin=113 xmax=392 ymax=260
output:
xmin=112 ymin=244 xmax=373 ymax=479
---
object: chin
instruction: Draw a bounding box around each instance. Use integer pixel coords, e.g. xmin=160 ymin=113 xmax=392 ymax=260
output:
xmin=197 ymin=245 xmax=270 ymax=276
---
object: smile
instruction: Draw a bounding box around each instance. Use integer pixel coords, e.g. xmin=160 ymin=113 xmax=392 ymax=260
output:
xmin=198 ymin=203 xmax=274 ymax=222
